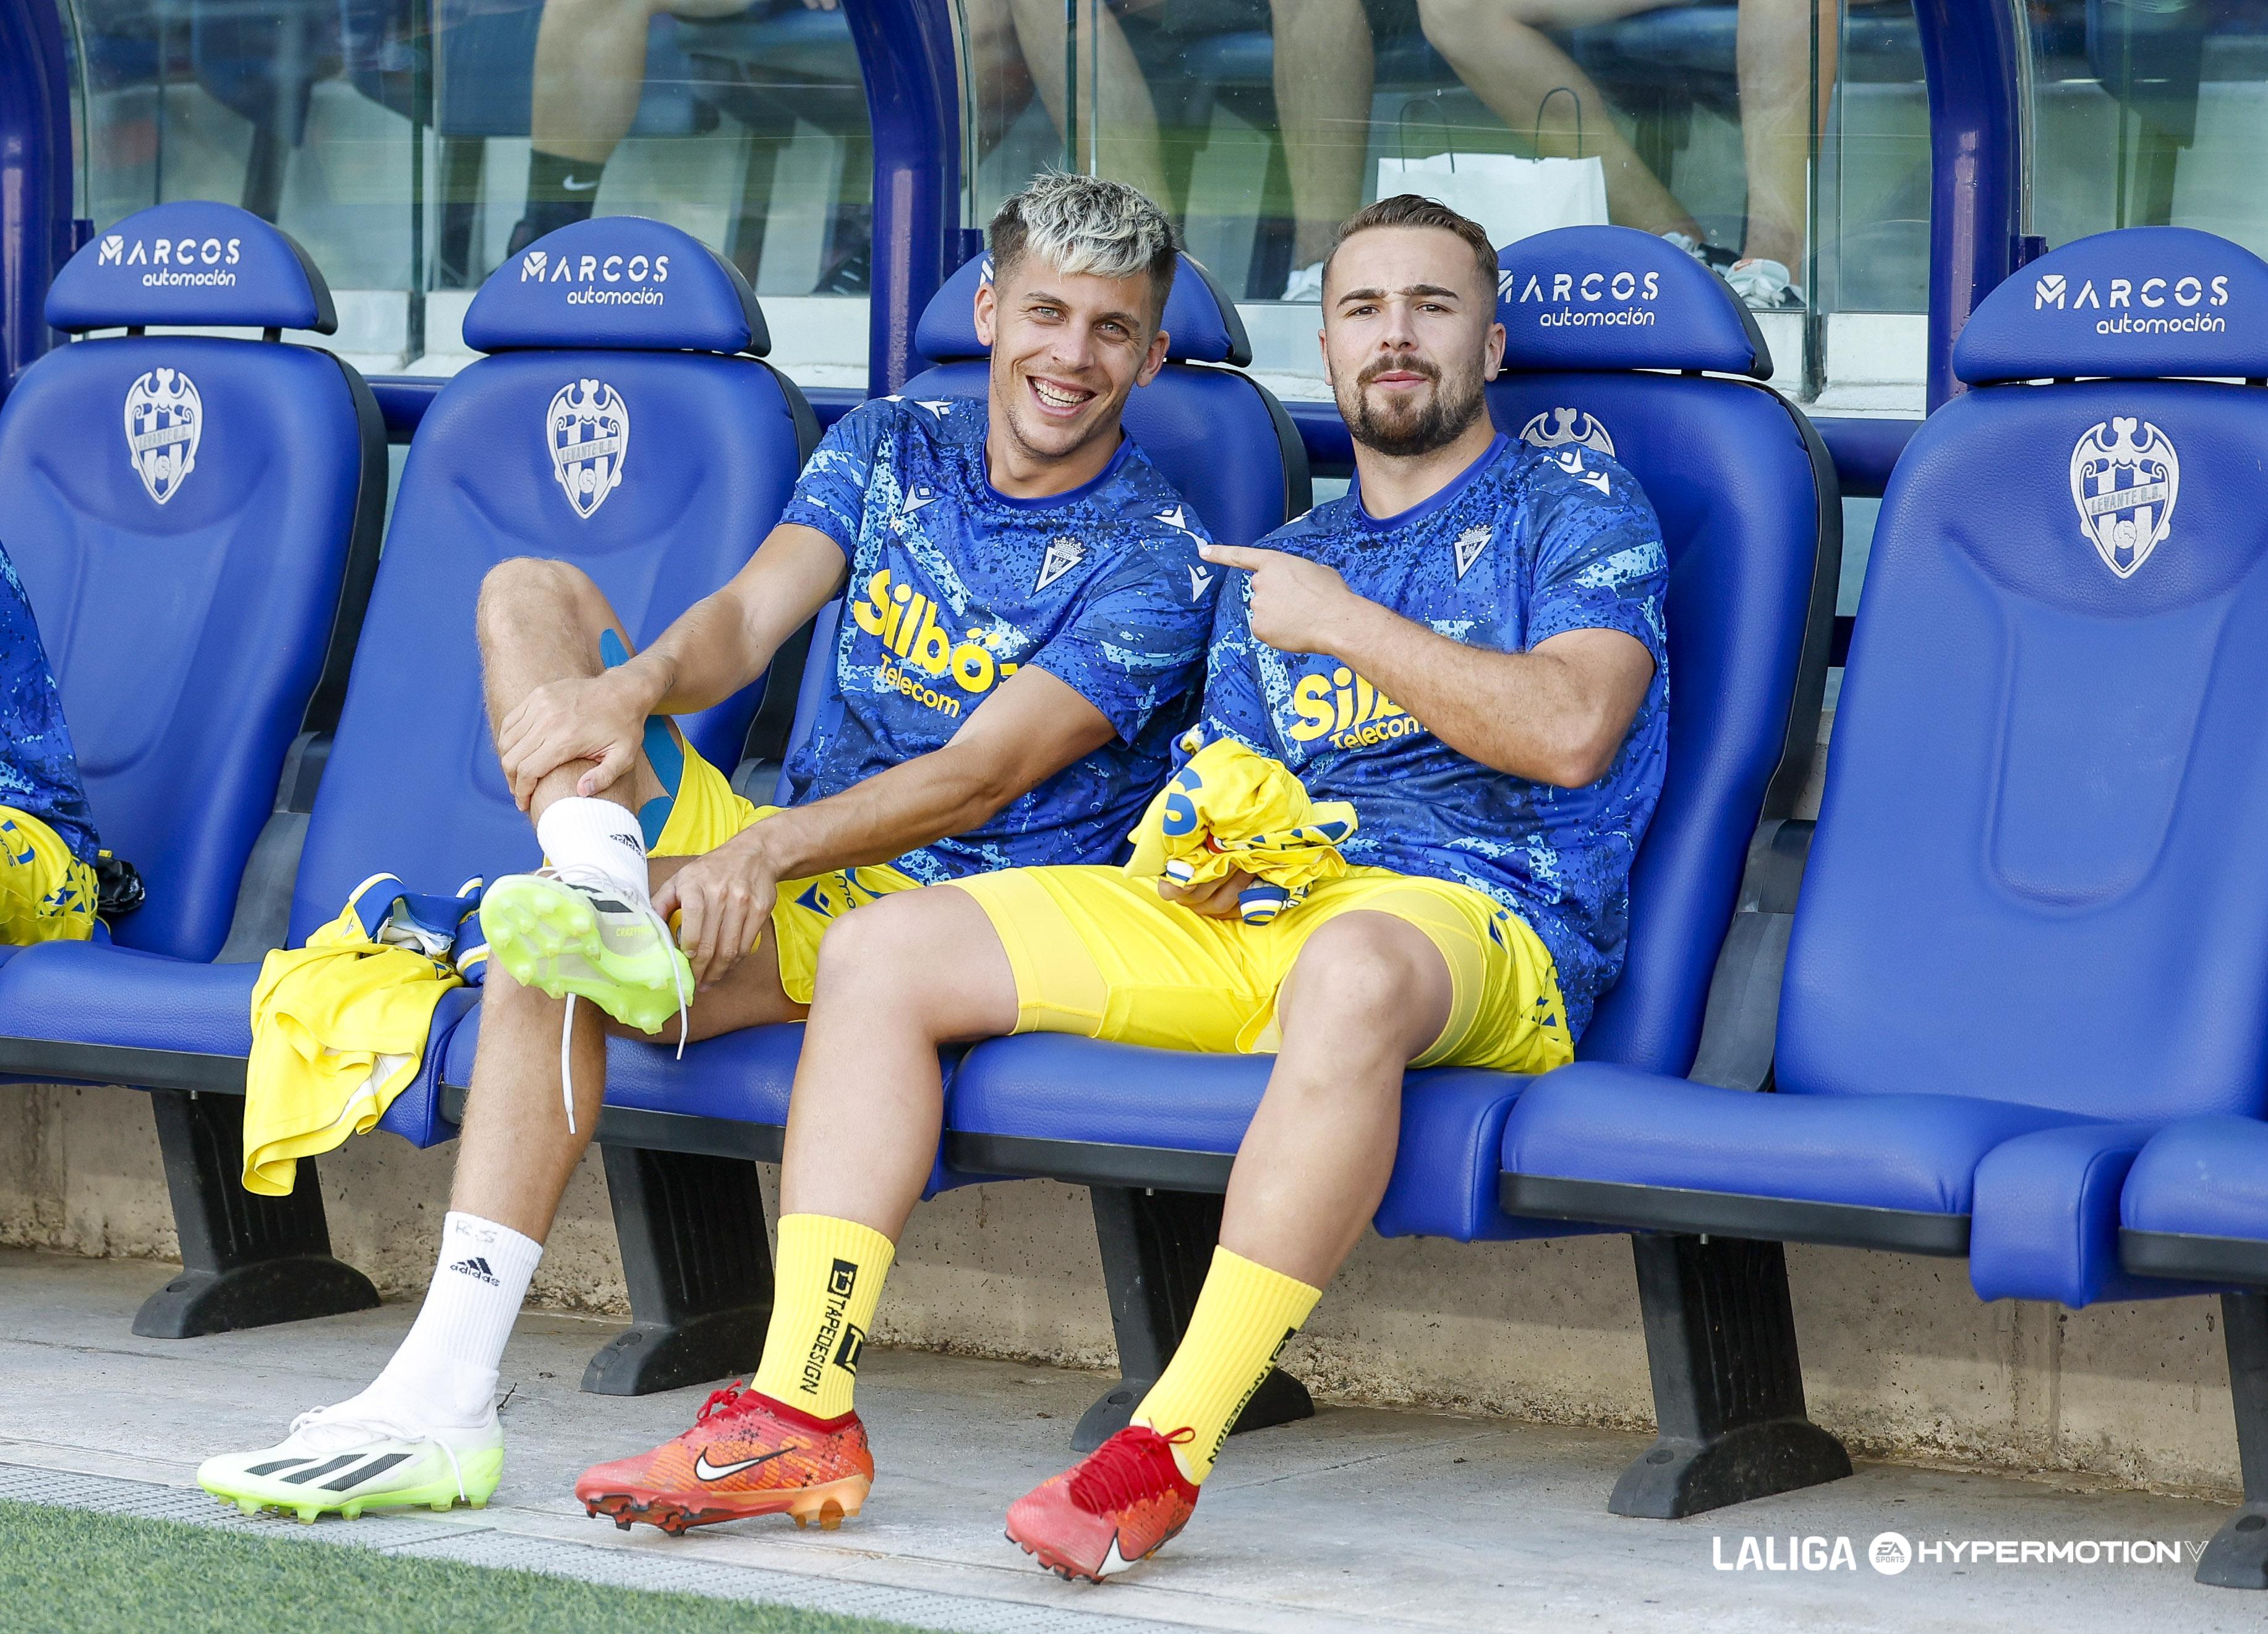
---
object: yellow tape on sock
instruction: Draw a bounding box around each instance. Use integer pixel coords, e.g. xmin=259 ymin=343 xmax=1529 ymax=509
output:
xmin=750 ymin=1214 xmax=896 ymax=1421
xmin=1132 ymin=1246 xmax=1320 ymax=1484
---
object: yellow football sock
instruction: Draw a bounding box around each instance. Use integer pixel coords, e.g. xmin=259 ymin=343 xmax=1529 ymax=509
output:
xmin=1131 ymin=1246 xmax=1321 ymax=1484
xmin=749 ymin=1214 xmax=896 ymax=1421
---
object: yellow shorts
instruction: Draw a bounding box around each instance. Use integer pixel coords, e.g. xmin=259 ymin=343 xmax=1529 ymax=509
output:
xmin=647 ymin=736 xmax=918 ymax=1005
xmin=950 ymin=864 xmax=1575 ymax=1074
xmin=0 ymin=807 xmax=98 ymax=945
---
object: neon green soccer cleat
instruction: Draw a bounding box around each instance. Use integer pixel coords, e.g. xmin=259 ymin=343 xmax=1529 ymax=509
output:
xmin=480 ymin=866 xmax=693 ymax=1037
xmin=197 ymin=1408 xmax=503 ymax=1525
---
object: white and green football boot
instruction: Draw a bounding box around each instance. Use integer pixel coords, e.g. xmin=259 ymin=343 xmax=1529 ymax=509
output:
xmin=197 ymin=1406 xmax=503 ymax=1524
xmin=479 ymin=864 xmax=693 ymax=1036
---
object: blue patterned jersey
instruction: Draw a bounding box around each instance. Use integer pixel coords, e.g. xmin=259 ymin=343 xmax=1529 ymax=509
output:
xmin=780 ymin=394 xmax=1218 ymax=882
xmin=0 ymin=542 xmax=100 ymax=866
xmin=1196 ymin=434 xmax=1668 ymax=1037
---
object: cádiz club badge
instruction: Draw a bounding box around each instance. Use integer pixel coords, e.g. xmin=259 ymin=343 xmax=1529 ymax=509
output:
xmin=548 ymin=379 xmax=631 ymax=518
xmin=1518 ymin=406 xmax=1615 ymax=457
xmin=123 ymin=368 xmax=202 ymax=504
xmin=2070 ymin=417 xmax=2178 ymax=580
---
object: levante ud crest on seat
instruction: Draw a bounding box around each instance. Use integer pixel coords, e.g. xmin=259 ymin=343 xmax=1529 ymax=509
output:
xmin=2069 ymin=416 xmax=2178 ymax=579
xmin=123 ymin=367 xmax=201 ymax=504
xmin=549 ymin=378 xmax=630 ymax=519
xmin=1517 ymin=406 xmax=1615 ymax=457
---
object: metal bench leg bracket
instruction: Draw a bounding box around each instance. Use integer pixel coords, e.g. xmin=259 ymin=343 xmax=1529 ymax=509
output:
xmin=2198 ymin=1291 xmax=2268 ymax=1589
xmin=583 ymin=1145 xmax=774 ymax=1397
xmin=1611 ymin=1233 xmax=1852 ymax=1518
xmin=1073 ymin=1185 xmax=1313 ymax=1452
xmin=134 ymin=1089 xmax=378 ymax=1338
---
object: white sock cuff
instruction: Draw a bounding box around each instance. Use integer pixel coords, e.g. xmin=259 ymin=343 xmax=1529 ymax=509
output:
xmin=440 ymin=1211 xmax=542 ymax=1283
xmin=535 ymin=797 xmax=649 ymax=894
xmin=362 ymin=1212 xmax=544 ymax=1429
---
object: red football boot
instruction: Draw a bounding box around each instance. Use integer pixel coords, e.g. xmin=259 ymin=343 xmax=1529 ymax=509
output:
xmin=576 ymin=1382 xmax=873 ymax=1536
xmin=1005 ymin=1424 xmax=1199 ymax=1582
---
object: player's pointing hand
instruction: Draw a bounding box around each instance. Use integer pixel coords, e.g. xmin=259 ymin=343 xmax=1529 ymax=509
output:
xmin=1198 ymin=541 xmax=1360 ymax=655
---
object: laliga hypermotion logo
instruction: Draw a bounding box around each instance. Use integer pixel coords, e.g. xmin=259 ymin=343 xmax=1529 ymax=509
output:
xmin=2069 ymin=417 xmax=2178 ymax=580
xmin=122 ymin=368 xmax=202 ymax=504
xmin=547 ymin=379 xmax=629 ymax=519
xmin=1518 ymin=406 xmax=1615 ymax=457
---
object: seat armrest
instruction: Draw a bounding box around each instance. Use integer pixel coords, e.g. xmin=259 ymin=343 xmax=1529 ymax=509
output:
xmin=731 ymin=758 xmax=783 ymax=804
xmin=215 ymin=731 xmax=331 ymax=963
xmin=1685 ymin=817 xmax=1810 ymax=1092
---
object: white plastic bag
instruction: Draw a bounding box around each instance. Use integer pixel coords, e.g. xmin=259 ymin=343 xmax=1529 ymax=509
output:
xmin=1374 ymin=151 xmax=1609 ymax=249
xmin=1376 ymin=90 xmax=1609 ymax=249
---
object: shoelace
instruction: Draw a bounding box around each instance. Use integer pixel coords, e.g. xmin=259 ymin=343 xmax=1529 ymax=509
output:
xmin=530 ymin=862 xmax=689 ymax=1135
xmin=1067 ymin=1424 xmax=1195 ymax=1514
xmin=696 ymin=1381 xmax=751 ymax=1424
xmin=286 ymin=1405 xmax=474 ymax=1504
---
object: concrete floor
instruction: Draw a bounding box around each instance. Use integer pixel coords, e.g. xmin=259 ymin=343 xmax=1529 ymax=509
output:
xmin=0 ymin=1248 xmax=2254 ymax=1634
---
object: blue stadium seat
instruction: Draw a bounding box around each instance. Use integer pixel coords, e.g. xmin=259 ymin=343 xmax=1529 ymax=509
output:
xmin=0 ymin=216 xmax=813 ymax=1351
xmin=1499 ymin=225 xmax=2268 ymax=1526
xmin=0 ymin=200 xmax=383 ymax=967
xmin=944 ymin=226 xmax=1839 ymax=1450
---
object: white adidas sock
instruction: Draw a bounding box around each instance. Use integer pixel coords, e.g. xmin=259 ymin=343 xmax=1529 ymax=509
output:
xmin=335 ymin=1212 xmax=542 ymax=1431
xmin=535 ymin=796 xmax=649 ymax=901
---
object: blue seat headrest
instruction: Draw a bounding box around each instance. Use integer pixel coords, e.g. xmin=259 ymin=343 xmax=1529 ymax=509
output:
xmin=46 ymin=202 xmax=337 ymax=334
xmin=913 ymin=250 xmax=1251 ymax=367
xmin=1495 ymin=225 xmax=1768 ymax=379
xmin=1952 ymin=226 xmax=2268 ymax=385
xmin=461 ymin=216 xmax=770 ymax=357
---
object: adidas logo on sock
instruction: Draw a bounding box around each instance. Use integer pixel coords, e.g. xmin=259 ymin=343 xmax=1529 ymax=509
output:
xmin=449 ymin=1256 xmax=501 ymax=1287
xmin=609 ymin=831 xmax=642 ymax=854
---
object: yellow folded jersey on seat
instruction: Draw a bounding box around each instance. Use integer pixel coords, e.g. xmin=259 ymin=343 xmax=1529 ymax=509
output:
xmin=1124 ymin=733 xmax=1358 ymax=924
xmin=242 ymin=873 xmax=488 ymax=1196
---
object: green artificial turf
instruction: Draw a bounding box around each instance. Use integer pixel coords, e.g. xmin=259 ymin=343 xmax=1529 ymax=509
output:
xmin=0 ymin=1498 xmax=928 ymax=1634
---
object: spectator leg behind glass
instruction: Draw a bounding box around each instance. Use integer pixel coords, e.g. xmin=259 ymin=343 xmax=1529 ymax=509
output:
xmin=511 ymin=0 xmax=762 ymax=255
xmin=970 ymin=0 xmax=1174 ymax=219
xmin=1416 ymin=0 xmax=1827 ymax=308
xmin=1732 ymin=0 xmax=1835 ymax=292
xmin=1271 ymin=0 xmax=1378 ymax=299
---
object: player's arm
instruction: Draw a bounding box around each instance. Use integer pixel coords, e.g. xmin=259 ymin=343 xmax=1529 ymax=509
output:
xmin=495 ymin=523 xmax=848 ymax=807
xmin=655 ymin=667 xmax=1117 ymax=986
xmin=1196 ymin=541 xmax=1654 ymax=789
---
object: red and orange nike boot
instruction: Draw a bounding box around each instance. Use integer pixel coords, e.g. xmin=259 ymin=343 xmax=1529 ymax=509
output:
xmin=576 ymin=1382 xmax=872 ymax=1536
xmin=1005 ymin=1424 xmax=1198 ymax=1582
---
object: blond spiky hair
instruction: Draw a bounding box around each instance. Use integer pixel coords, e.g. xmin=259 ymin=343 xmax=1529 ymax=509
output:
xmin=989 ymin=172 xmax=1179 ymax=318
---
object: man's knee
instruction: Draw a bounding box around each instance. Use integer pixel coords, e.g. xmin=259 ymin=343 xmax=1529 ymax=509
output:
xmin=1417 ymin=0 xmax=1485 ymax=54
xmin=475 ymin=556 xmax=604 ymax=650
xmin=810 ymin=888 xmax=1012 ymax=1037
xmin=1419 ymin=0 xmax=1551 ymax=50
xmin=1280 ymin=915 xmax=1446 ymax=1040
xmin=812 ymin=893 xmax=933 ymax=999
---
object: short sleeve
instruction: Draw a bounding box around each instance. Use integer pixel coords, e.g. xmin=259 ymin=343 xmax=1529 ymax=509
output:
xmin=779 ymin=400 xmax=888 ymax=555
xmin=1523 ymin=457 xmax=1669 ymax=664
xmin=1025 ymin=532 xmax=1216 ymax=744
xmin=1191 ymin=579 xmax=1276 ymax=761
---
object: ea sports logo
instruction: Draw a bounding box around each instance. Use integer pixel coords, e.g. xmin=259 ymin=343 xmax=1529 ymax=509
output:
xmin=547 ymin=379 xmax=629 ymax=519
